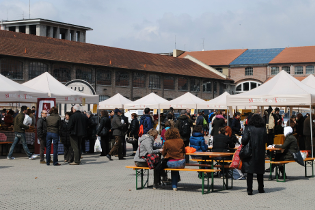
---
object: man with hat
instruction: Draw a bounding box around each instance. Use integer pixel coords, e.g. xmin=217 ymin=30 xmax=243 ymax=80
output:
xmin=107 ymin=108 xmax=126 ymax=161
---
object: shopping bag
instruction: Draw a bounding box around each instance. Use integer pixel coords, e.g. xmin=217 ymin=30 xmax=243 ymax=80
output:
xmin=138 ymin=125 xmax=144 ymax=137
xmin=94 ymin=137 xmax=102 ymax=152
xmin=185 ymin=146 xmax=196 ymax=153
xmin=230 ymin=145 xmax=242 ymax=170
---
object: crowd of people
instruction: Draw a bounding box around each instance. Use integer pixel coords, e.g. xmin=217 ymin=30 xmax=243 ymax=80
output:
xmin=2 ymin=104 xmax=312 ymax=194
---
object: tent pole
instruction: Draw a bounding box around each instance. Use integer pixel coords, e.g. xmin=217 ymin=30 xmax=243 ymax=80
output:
xmin=310 ymin=105 xmax=313 ymax=158
xmin=158 ymin=109 xmax=161 ymax=134
xmin=227 ymin=107 xmax=229 ymax=126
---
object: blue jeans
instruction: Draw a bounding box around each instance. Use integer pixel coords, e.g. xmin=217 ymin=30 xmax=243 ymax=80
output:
xmin=46 ymin=132 xmax=59 ymax=165
xmin=167 ymin=159 xmax=185 ymax=188
xmin=8 ymin=132 xmax=32 ymax=158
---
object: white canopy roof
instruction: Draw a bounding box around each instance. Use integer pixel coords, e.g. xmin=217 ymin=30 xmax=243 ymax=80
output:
xmin=23 ymin=72 xmax=99 ymax=104
xmin=227 ymin=70 xmax=315 ymax=107
xmin=301 ymin=74 xmax=315 ymax=89
xmin=160 ymin=92 xmax=207 ymax=109
xmin=124 ymin=92 xmax=168 ymax=109
xmin=99 ymin=93 xmax=131 ymax=109
xmin=0 ymin=74 xmax=47 ymax=103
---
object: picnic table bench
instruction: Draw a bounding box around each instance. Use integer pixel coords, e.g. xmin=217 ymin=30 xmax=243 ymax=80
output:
xmin=125 ymin=166 xmax=220 ymax=194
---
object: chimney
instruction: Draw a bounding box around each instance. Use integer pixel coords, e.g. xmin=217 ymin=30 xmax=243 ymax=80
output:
xmin=173 ymin=49 xmax=185 ymax=57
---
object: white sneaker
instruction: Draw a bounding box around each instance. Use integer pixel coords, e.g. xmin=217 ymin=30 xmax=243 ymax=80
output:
xmin=7 ymin=156 xmax=15 ymax=160
xmin=29 ymin=154 xmax=38 ymax=160
xmin=173 ymin=188 xmax=177 ymax=191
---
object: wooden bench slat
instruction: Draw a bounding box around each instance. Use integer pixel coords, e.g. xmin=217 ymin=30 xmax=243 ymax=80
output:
xmin=125 ymin=166 xmax=220 ymax=173
xmin=0 ymin=142 xmax=13 ymax=144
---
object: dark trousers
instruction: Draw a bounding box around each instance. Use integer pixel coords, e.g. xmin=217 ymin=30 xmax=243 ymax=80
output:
xmin=305 ymin=135 xmax=312 ymax=150
xmin=70 ymin=135 xmax=82 ymax=164
xmin=132 ymin=141 xmax=138 ymax=151
xmin=81 ymin=139 xmax=86 ymax=153
xmin=64 ymin=144 xmax=74 ymax=162
xmin=184 ymin=140 xmax=189 ymax=163
xmin=109 ymin=136 xmax=122 ymax=158
xmin=100 ymin=135 xmax=110 ymax=156
xmin=39 ymin=138 xmax=46 ymax=162
xmin=135 ymin=162 xmax=162 ymax=185
xmin=122 ymin=136 xmax=126 ymax=157
xmin=89 ymin=137 xmax=96 ymax=153
xmin=298 ymin=135 xmax=305 ymax=150
xmin=247 ymin=173 xmax=264 ymax=192
xmin=46 ymin=132 xmax=59 ymax=166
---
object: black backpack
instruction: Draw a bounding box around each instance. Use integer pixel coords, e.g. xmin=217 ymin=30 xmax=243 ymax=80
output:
xmin=180 ymin=119 xmax=190 ymax=137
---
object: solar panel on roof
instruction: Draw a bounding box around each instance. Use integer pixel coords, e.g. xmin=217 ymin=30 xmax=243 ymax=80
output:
xmin=230 ymin=48 xmax=285 ymax=65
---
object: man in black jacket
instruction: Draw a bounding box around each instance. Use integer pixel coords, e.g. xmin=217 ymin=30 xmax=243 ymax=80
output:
xmin=86 ymin=111 xmax=98 ymax=153
xmin=68 ymin=104 xmax=88 ymax=165
xmin=37 ymin=110 xmax=47 ymax=164
xmin=231 ymin=112 xmax=242 ymax=136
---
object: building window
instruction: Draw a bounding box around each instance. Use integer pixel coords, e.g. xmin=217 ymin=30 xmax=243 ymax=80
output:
xmin=271 ymin=67 xmax=279 ymax=75
xmin=178 ymin=77 xmax=188 ymax=91
xmin=282 ymin=66 xmax=290 ymax=74
xmin=53 ymin=65 xmax=71 ymax=82
xmin=245 ymin=67 xmax=253 ymax=76
xmin=29 ymin=62 xmax=48 ymax=79
xmin=306 ymin=66 xmax=314 ymax=74
xmin=216 ymin=68 xmax=223 ymax=73
xmin=203 ymin=80 xmax=212 ymax=92
xmin=190 ymin=78 xmax=200 ymax=92
xmin=96 ymin=69 xmax=111 ymax=85
xmin=295 ymin=66 xmax=303 ymax=75
xmin=163 ymin=76 xmax=175 ymax=90
xmin=235 ymin=81 xmax=261 ymax=93
xmin=99 ymin=95 xmax=109 ymax=102
xmin=213 ymin=81 xmax=217 ymax=93
xmin=149 ymin=74 xmax=160 ymax=89
xmin=115 ymin=71 xmax=129 ymax=87
xmin=133 ymin=72 xmax=145 ymax=88
xmin=0 ymin=58 xmax=23 ymax=80
xmin=76 ymin=67 xmax=92 ymax=84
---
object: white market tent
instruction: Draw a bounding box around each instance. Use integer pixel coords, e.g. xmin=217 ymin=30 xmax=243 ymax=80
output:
xmin=227 ymin=70 xmax=315 ymax=157
xmin=124 ymin=92 xmax=168 ymax=109
xmin=226 ymin=71 xmax=315 ymax=107
xmin=99 ymin=93 xmax=131 ymax=109
xmin=22 ymin=72 xmax=99 ymax=104
xmin=0 ymin=73 xmax=47 ymax=103
xmin=301 ymin=74 xmax=315 ymax=89
xmin=160 ymin=92 xmax=207 ymax=109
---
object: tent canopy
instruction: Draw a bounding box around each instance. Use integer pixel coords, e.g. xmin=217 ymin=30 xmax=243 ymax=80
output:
xmin=124 ymin=93 xmax=168 ymax=109
xmin=301 ymin=74 xmax=315 ymax=89
xmin=23 ymin=72 xmax=99 ymax=104
xmin=99 ymin=93 xmax=131 ymax=109
xmin=199 ymin=92 xmax=230 ymax=109
xmin=0 ymin=73 xmax=47 ymax=103
xmin=160 ymin=92 xmax=207 ymax=109
xmin=227 ymin=71 xmax=315 ymax=107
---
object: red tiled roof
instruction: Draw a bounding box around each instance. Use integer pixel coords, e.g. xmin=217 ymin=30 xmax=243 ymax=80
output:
xmin=270 ymin=46 xmax=315 ymax=64
xmin=0 ymin=30 xmax=226 ymax=80
xmin=178 ymin=49 xmax=247 ymax=66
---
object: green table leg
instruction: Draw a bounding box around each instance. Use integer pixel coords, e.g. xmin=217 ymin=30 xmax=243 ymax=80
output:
xmin=202 ymin=172 xmax=204 ymax=194
xmin=141 ymin=169 xmax=144 ymax=189
xmin=269 ymin=154 xmax=273 ymax=180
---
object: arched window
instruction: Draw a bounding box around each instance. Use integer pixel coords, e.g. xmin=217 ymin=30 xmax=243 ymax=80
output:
xmin=271 ymin=67 xmax=279 ymax=75
xmin=282 ymin=66 xmax=290 ymax=74
xmin=295 ymin=66 xmax=303 ymax=75
xmin=306 ymin=66 xmax=314 ymax=74
xmin=96 ymin=69 xmax=111 ymax=85
xmin=178 ymin=77 xmax=188 ymax=91
xmin=245 ymin=67 xmax=253 ymax=76
xmin=53 ymin=64 xmax=71 ymax=82
xmin=29 ymin=62 xmax=48 ymax=79
xmin=1 ymin=58 xmax=23 ymax=79
xmin=235 ymin=81 xmax=262 ymax=93
xmin=76 ymin=67 xmax=92 ymax=84
xmin=163 ymin=76 xmax=175 ymax=90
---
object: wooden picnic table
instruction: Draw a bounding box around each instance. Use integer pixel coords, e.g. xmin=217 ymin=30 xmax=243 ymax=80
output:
xmin=266 ymin=147 xmax=284 ymax=179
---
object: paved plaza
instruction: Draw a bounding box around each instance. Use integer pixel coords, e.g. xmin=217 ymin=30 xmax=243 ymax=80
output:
xmin=1 ymin=147 xmax=314 ymax=210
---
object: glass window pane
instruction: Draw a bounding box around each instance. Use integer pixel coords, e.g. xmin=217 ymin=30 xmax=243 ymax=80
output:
xmin=271 ymin=67 xmax=279 ymax=75
xmin=306 ymin=66 xmax=314 ymax=74
xmin=190 ymin=78 xmax=200 ymax=92
xmin=282 ymin=66 xmax=290 ymax=74
xmin=53 ymin=65 xmax=71 ymax=82
xmin=133 ymin=72 xmax=145 ymax=88
xmin=116 ymin=71 xmax=129 ymax=86
xmin=149 ymin=74 xmax=160 ymax=89
xmin=236 ymin=85 xmax=242 ymax=91
xmin=243 ymin=82 xmax=249 ymax=91
xmin=295 ymin=66 xmax=303 ymax=74
xmin=96 ymin=69 xmax=111 ymax=85
xmin=29 ymin=62 xmax=48 ymax=79
xmin=215 ymin=68 xmax=222 ymax=73
xmin=163 ymin=76 xmax=175 ymax=90
xmin=250 ymin=82 xmax=257 ymax=89
xmin=203 ymin=80 xmax=212 ymax=92
xmin=76 ymin=67 xmax=92 ymax=84
xmin=178 ymin=77 xmax=188 ymax=91
xmin=1 ymin=58 xmax=23 ymax=79
xmin=245 ymin=67 xmax=253 ymax=76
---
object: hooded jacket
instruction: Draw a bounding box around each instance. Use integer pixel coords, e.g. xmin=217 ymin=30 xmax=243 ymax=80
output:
xmin=189 ymin=132 xmax=207 ymax=152
xmin=134 ymin=134 xmax=160 ymax=162
xmin=174 ymin=115 xmax=193 ymax=140
xmin=140 ymin=114 xmax=153 ymax=134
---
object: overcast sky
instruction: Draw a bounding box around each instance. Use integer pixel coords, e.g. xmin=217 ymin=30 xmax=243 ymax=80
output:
xmin=0 ymin=0 xmax=313 ymax=53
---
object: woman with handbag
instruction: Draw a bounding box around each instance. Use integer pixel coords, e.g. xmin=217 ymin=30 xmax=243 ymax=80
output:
xmin=241 ymin=114 xmax=267 ymax=195
xmin=128 ymin=113 xmax=139 ymax=156
xmin=134 ymin=129 xmax=163 ymax=189
xmin=60 ymin=112 xmax=73 ymax=163
xmin=97 ymin=110 xmax=111 ymax=156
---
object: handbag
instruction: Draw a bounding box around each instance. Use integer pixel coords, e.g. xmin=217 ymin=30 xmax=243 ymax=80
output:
xmin=142 ymin=154 xmax=160 ymax=169
xmin=99 ymin=127 xmax=108 ymax=137
xmin=230 ymin=145 xmax=243 ymax=169
xmin=126 ymin=134 xmax=138 ymax=144
xmin=291 ymin=150 xmax=304 ymax=166
xmin=239 ymin=140 xmax=252 ymax=160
